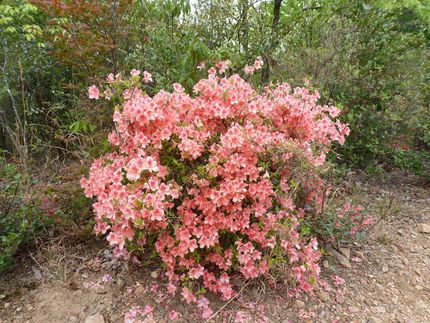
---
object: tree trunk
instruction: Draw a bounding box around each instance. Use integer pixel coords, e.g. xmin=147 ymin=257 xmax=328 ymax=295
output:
xmin=262 ymin=0 xmax=283 ymax=83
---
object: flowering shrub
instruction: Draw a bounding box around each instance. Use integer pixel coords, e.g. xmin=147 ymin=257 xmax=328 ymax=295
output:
xmin=305 ymin=188 xmax=374 ymax=245
xmin=81 ymin=58 xmax=352 ymax=302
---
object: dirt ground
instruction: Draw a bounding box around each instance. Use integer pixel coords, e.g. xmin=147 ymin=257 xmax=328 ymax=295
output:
xmin=0 ymin=171 xmax=429 ymax=323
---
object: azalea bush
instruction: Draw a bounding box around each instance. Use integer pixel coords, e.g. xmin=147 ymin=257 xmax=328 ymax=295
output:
xmin=81 ymin=58 xmax=357 ymax=303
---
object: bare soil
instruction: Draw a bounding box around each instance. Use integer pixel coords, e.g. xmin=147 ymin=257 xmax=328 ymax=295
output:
xmin=0 ymin=171 xmax=429 ymax=323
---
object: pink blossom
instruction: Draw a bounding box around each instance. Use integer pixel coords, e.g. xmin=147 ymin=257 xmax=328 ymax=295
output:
xmin=88 ymin=85 xmax=99 ymax=99
xmin=124 ymin=305 xmax=153 ymax=323
xmin=197 ymin=296 xmax=213 ymax=319
xmin=181 ymin=287 xmax=196 ymax=303
xmin=107 ymin=73 xmax=115 ymax=83
xmin=188 ymin=265 xmax=204 ymax=279
xmin=143 ymin=71 xmax=152 ymax=83
xmin=150 ymin=283 xmax=159 ymax=293
xmin=235 ymin=311 xmax=249 ymax=322
xmin=168 ymin=310 xmax=180 ymax=321
xmin=130 ymin=69 xmax=141 ymax=77
xmin=333 ymin=275 xmax=345 ymax=285
xmin=143 ymin=304 xmax=154 ymax=315
xmin=243 ymin=65 xmax=255 ymax=75
xmin=253 ymin=56 xmax=264 ymax=70
xmin=102 ymin=274 xmax=112 ymax=283
xmin=216 ymin=59 xmax=231 ymax=74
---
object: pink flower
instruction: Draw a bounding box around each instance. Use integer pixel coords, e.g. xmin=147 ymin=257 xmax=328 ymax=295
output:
xmin=333 ymin=275 xmax=345 ymax=285
xmin=167 ymin=283 xmax=177 ymax=295
xmin=216 ymin=59 xmax=231 ymax=74
xmin=143 ymin=71 xmax=153 ymax=83
xmin=254 ymin=56 xmax=264 ymax=70
xmin=188 ymin=265 xmax=204 ymax=279
xmin=168 ymin=310 xmax=179 ymax=321
xmin=88 ymin=85 xmax=99 ymax=99
xmin=130 ymin=69 xmax=141 ymax=77
xmin=173 ymin=83 xmax=184 ymax=93
xmin=235 ymin=311 xmax=249 ymax=322
xmin=243 ymin=65 xmax=255 ymax=75
xmin=143 ymin=304 xmax=154 ymax=315
xmin=201 ymin=307 xmax=213 ymax=319
xmin=150 ymin=283 xmax=159 ymax=293
xmin=207 ymin=67 xmax=216 ymax=75
xmin=107 ymin=73 xmax=115 ymax=83
xmin=102 ymin=274 xmax=112 ymax=283
xmin=103 ymin=89 xmax=111 ymax=100
xmin=197 ymin=296 xmax=213 ymax=319
xmin=181 ymin=287 xmax=196 ymax=303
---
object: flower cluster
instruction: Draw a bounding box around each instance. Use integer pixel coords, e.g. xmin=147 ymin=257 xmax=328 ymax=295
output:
xmin=124 ymin=305 xmax=154 ymax=323
xmin=81 ymin=58 xmax=352 ymax=301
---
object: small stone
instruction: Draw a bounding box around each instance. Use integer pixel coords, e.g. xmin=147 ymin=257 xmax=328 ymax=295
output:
xmin=417 ymin=223 xmax=430 ymax=233
xmin=4 ymin=303 xmax=10 ymax=309
xmin=82 ymin=273 xmax=89 ymax=279
xmin=354 ymin=251 xmax=364 ymax=259
xmin=96 ymin=288 xmax=108 ymax=295
xmin=318 ymin=291 xmax=330 ymax=302
xmin=68 ymin=316 xmax=78 ymax=322
xmin=31 ymin=266 xmax=42 ymax=280
xmin=150 ymin=271 xmax=159 ymax=279
xmin=294 ymin=300 xmax=305 ymax=309
xmin=116 ymin=278 xmax=125 ymax=288
xmin=250 ymin=288 xmax=259 ymax=298
xmin=402 ymin=258 xmax=409 ymax=266
xmin=135 ymin=284 xmax=146 ymax=294
xmin=367 ymin=319 xmax=383 ymax=323
xmin=16 ymin=307 xmax=22 ymax=312
xmin=381 ymin=265 xmax=389 ymax=273
xmin=376 ymin=306 xmax=386 ymax=314
xmin=339 ymin=247 xmax=351 ymax=260
xmin=85 ymin=313 xmax=105 ymax=323
xmin=322 ymin=260 xmax=329 ymax=268
xmin=348 ymin=306 xmax=359 ymax=313
xmin=326 ymin=246 xmax=351 ymax=268
xmin=73 ymin=289 xmax=83 ymax=296
xmin=25 ymin=304 xmax=33 ymax=311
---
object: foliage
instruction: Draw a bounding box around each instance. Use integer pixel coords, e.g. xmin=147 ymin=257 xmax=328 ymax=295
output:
xmin=0 ymin=0 xmax=86 ymax=161
xmin=29 ymin=0 xmax=133 ymax=79
xmin=0 ymin=156 xmax=52 ymax=269
xmin=81 ymin=61 xmax=372 ymax=304
xmin=393 ymin=149 xmax=430 ymax=178
xmin=266 ymin=0 xmax=430 ymax=171
xmin=7 ymin=0 xmax=425 ymax=176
